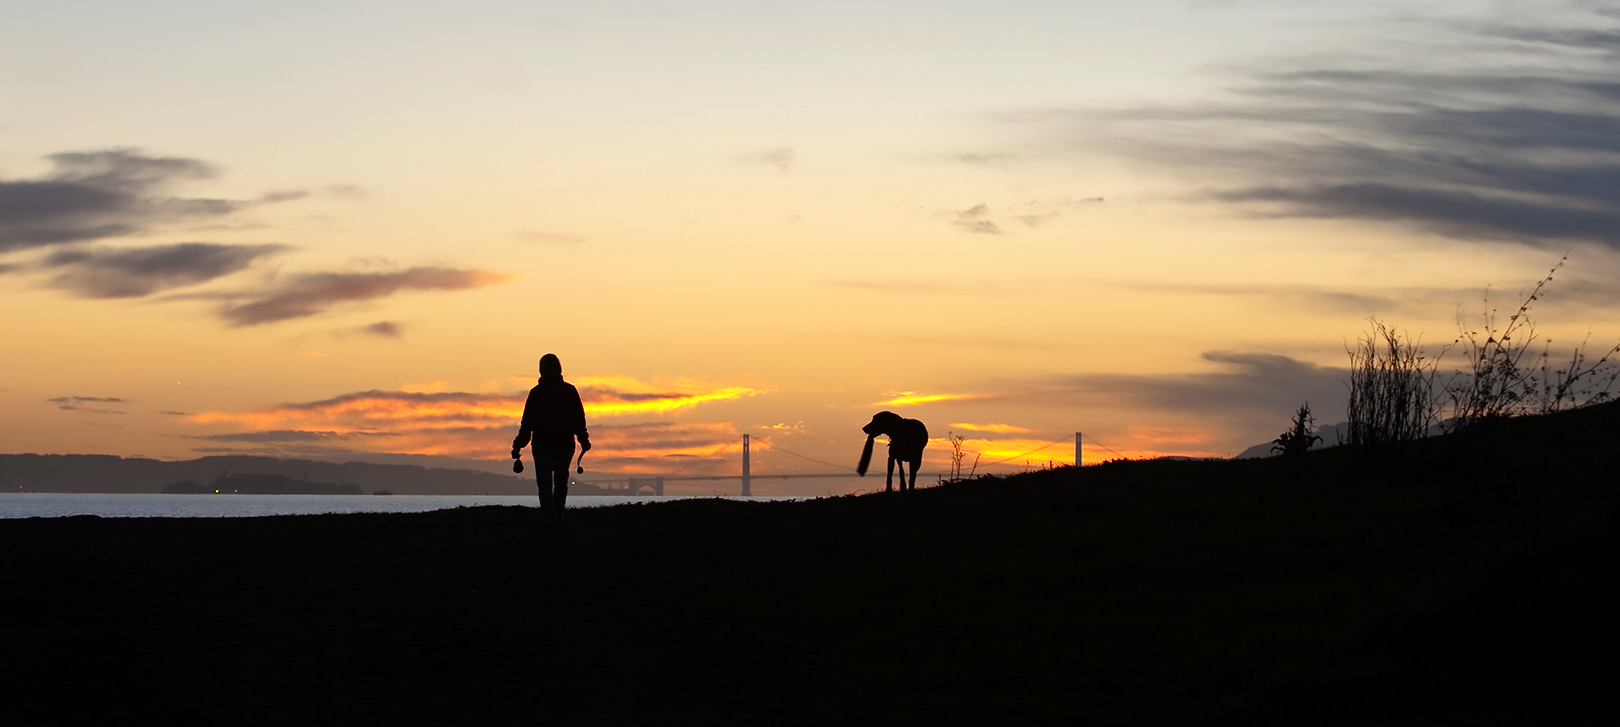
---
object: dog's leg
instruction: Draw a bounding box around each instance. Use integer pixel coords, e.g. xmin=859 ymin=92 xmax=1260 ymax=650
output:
xmin=907 ymin=458 xmax=919 ymax=490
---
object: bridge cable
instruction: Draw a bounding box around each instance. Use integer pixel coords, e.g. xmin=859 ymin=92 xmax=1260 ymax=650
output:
xmin=1081 ymin=433 xmax=1126 ymax=459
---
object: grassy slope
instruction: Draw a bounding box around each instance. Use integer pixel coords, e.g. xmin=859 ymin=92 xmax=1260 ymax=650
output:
xmin=3 ymin=403 xmax=1617 ymax=725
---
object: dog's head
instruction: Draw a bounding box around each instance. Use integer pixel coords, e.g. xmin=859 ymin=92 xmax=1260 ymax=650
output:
xmin=862 ymin=411 xmax=904 ymax=438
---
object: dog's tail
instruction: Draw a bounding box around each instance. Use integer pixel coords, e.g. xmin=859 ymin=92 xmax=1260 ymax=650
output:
xmin=856 ymin=435 xmax=875 ymax=476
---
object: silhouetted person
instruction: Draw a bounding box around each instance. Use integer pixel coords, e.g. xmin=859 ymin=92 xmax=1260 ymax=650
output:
xmin=512 ymin=353 xmax=590 ymax=527
xmin=857 ymin=411 xmax=927 ymax=492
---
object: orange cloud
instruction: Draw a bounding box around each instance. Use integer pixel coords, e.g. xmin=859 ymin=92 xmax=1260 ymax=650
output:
xmin=575 ymin=376 xmax=765 ymax=416
xmin=873 ymin=391 xmax=982 ymax=407
xmin=185 ymin=377 xmax=763 ymax=464
xmin=948 ymin=422 xmax=1031 ymax=434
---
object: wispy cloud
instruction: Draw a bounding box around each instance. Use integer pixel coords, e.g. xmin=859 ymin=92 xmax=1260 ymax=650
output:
xmin=47 ymin=395 xmax=129 ymax=414
xmin=950 ymin=152 xmax=1020 ymax=168
xmin=948 ymin=422 xmax=1031 ymax=434
xmin=572 ymin=375 xmax=766 ymax=416
xmin=743 ymin=147 xmax=795 ymax=172
xmin=359 ymin=321 xmax=404 ymax=339
xmin=1106 ymin=280 xmax=1425 ymax=315
xmin=584 ymin=421 xmax=740 ymax=474
xmin=184 ymin=430 xmax=395 ymax=444
xmin=1014 ymin=11 xmax=1620 ymax=249
xmin=0 ymin=148 xmax=296 ymax=252
xmin=942 ymin=198 xmax=1101 ymax=235
xmin=29 ymin=243 xmax=289 ymax=298
xmin=951 ymin=203 xmax=1003 ymax=235
xmin=0 ymin=149 xmax=492 ymax=326
xmin=1007 ymin=351 xmax=1350 ymax=425
xmin=216 ymin=267 xmax=511 ymax=326
xmin=873 ymin=392 xmax=984 ymax=407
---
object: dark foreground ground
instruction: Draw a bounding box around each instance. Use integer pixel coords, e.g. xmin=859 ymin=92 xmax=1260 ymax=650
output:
xmin=4 ymin=405 xmax=1619 ymax=726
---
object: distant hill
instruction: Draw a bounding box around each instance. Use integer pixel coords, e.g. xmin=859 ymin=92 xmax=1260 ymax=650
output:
xmin=0 ymin=454 xmax=533 ymax=496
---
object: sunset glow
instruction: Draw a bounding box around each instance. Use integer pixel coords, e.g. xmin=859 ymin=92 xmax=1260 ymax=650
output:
xmin=874 ymin=393 xmax=983 ymax=407
xmin=949 ymin=423 xmax=1033 ymax=435
xmin=6 ymin=2 xmax=1620 ymax=495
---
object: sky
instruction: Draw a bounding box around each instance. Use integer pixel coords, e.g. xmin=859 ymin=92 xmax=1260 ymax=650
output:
xmin=5 ymin=0 xmax=1620 ymax=495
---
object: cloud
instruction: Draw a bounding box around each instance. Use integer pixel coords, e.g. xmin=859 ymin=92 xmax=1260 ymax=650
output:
xmin=1036 ymin=351 xmax=1350 ymax=423
xmin=1010 ymin=197 xmax=1102 ymax=230
xmin=951 ymin=204 xmax=1003 ymax=235
xmin=185 ymin=377 xmax=763 ymax=462
xmin=0 ymin=148 xmax=268 ymax=252
xmin=256 ymin=190 xmax=309 ymax=204
xmin=1013 ymin=11 xmax=1620 ymax=248
xmin=1016 ymin=213 xmax=1059 ymax=229
xmin=1106 ymin=280 xmax=1424 ymax=315
xmin=873 ymin=392 xmax=984 ymax=407
xmin=744 ymin=147 xmax=795 ymax=172
xmin=47 ymin=395 xmax=128 ymax=414
xmin=950 ymin=152 xmax=1020 ymax=168
xmin=359 ymin=321 xmax=404 ymax=339
xmin=24 ymin=242 xmax=290 ymax=298
xmin=571 ymin=376 xmax=766 ymax=416
xmin=948 ymin=422 xmax=1032 ymax=434
xmin=942 ymin=198 xmax=1101 ymax=235
xmin=216 ymin=267 xmax=511 ymax=326
xmin=1124 ymin=426 xmax=1217 ymax=446
xmin=584 ymin=421 xmax=741 ymax=474
xmin=184 ymin=430 xmax=395 ymax=444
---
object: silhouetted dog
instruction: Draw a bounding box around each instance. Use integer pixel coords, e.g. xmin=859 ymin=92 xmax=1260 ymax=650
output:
xmin=857 ymin=411 xmax=928 ymax=492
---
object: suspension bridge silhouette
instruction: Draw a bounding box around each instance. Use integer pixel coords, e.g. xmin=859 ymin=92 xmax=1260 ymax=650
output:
xmin=578 ymin=432 xmax=1121 ymax=496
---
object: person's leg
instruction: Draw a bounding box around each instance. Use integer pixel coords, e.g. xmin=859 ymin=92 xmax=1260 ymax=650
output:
xmin=532 ymin=448 xmax=558 ymax=521
xmin=549 ymin=448 xmax=572 ymax=524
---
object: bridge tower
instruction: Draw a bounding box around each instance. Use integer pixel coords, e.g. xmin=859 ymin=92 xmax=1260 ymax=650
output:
xmin=741 ymin=433 xmax=752 ymax=497
xmin=1075 ymin=432 xmax=1082 ymax=468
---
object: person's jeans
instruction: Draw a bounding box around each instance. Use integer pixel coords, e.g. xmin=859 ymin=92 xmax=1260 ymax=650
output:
xmin=531 ymin=447 xmax=573 ymax=521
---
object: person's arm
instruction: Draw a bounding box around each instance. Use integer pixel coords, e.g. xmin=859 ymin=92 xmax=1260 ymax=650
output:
xmin=512 ymin=391 xmax=534 ymax=457
xmin=570 ymin=385 xmax=591 ymax=452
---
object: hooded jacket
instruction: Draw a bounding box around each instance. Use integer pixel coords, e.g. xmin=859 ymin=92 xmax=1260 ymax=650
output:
xmin=512 ymin=376 xmax=589 ymax=454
